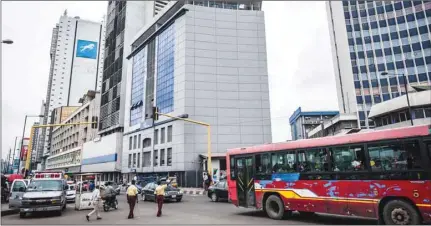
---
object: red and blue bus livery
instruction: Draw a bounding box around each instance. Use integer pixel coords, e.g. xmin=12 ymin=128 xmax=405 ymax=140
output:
xmin=227 ymin=125 xmax=431 ymax=225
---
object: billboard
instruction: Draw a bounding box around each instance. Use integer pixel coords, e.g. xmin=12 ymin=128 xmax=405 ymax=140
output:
xmin=76 ymin=40 xmax=98 ymax=59
xmin=20 ymin=138 xmax=29 ymax=161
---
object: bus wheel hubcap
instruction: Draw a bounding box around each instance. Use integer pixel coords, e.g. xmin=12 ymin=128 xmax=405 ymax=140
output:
xmin=391 ymin=208 xmax=409 ymax=224
xmin=270 ymin=201 xmax=280 ymax=213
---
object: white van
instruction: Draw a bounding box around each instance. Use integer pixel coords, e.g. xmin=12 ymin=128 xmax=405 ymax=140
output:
xmin=9 ymin=179 xmax=30 ymax=209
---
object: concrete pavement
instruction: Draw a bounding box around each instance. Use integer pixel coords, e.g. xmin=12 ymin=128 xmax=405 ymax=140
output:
xmin=1 ymin=194 xmax=377 ymax=225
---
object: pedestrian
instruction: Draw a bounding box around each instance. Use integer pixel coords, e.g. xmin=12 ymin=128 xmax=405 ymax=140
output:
xmin=126 ymin=180 xmax=138 ymax=219
xmin=86 ymin=185 xmax=102 ymax=221
xmin=154 ymin=179 xmax=170 ymax=217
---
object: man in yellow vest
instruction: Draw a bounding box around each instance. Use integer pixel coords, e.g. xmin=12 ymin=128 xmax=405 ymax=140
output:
xmin=126 ymin=180 xmax=138 ymax=219
xmin=154 ymin=179 xmax=170 ymax=217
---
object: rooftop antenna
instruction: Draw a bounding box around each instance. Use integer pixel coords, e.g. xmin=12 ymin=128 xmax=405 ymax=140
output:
xmin=64 ymin=9 xmax=68 ymax=16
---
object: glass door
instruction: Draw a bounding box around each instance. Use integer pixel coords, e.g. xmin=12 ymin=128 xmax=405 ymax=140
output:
xmin=236 ymin=156 xmax=255 ymax=208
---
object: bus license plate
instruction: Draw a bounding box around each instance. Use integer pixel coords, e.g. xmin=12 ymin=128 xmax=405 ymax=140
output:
xmin=172 ymin=195 xmax=176 ymax=198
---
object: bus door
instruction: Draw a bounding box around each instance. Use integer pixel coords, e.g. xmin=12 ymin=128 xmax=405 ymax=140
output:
xmin=236 ymin=156 xmax=255 ymax=208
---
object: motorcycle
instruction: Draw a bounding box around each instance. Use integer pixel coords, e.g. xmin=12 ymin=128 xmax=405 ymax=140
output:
xmin=103 ymin=196 xmax=118 ymax=212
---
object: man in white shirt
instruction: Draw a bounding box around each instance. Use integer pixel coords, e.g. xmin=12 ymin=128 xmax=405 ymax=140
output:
xmin=86 ymin=185 xmax=102 ymax=221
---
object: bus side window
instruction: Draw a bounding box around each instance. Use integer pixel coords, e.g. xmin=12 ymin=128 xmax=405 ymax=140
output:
xmin=230 ymin=157 xmax=236 ymax=180
xmin=256 ymin=154 xmax=271 ymax=179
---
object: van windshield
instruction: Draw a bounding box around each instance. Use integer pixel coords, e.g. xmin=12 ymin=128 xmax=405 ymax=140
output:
xmin=27 ymin=180 xmax=62 ymax=192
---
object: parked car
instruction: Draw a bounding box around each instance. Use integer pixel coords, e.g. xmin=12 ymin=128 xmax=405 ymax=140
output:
xmin=104 ymin=181 xmax=121 ymax=195
xmin=207 ymin=180 xmax=228 ymax=202
xmin=66 ymin=184 xmax=76 ymax=202
xmin=141 ymin=181 xmax=182 ymax=202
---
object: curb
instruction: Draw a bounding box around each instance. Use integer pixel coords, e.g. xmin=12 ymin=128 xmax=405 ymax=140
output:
xmin=1 ymin=209 xmax=19 ymax=216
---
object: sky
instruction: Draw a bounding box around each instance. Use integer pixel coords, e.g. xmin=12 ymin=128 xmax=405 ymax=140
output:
xmin=1 ymin=1 xmax=338 ymax=159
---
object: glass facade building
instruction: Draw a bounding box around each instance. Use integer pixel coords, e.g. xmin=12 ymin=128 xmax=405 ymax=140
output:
xmin=330 ymin=1 xmax=431 ymax=128
xmin=156 ymin=24 xmax=175 ymax=114
xmin=130 ymin=47 xmax=147 ymax=126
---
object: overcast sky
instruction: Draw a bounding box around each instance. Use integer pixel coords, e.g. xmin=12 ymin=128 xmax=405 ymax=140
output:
xmin=1 ymin=1 xmax=338 ymax=159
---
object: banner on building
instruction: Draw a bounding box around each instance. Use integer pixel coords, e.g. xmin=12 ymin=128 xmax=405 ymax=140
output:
xmin=20 ymin=138 xmax=29 ymax=161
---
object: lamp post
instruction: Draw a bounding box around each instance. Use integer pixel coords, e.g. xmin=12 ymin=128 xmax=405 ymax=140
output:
xmin=1 ymin=39 xmax=13 ymax=44
xmin=18 ymin=115 xmax=44 ymax=174
xmin=381 ymin=72 xmax=413 ymax=126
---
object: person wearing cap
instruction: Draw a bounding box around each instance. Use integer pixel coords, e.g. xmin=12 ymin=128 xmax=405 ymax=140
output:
xmin=126 ymin=180 xmax=138 ymax=219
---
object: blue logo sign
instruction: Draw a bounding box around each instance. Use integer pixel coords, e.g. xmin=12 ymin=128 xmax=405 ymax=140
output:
xmin=76 ymin=40 xmax=98 ymax=59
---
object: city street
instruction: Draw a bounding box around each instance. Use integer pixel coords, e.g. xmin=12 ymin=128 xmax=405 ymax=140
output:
xmin=1 ymin=194 xmax=377 ymax=225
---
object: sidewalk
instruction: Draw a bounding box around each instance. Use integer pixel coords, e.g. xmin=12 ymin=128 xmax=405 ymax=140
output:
xmin=1 ymin=203 xmax=18 ymax=216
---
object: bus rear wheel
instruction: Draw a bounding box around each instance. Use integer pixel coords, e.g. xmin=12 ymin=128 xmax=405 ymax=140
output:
xmin=382 ymin=200 xmax=421 ymax=225
xmin=265 ymin=195 xmax=289 ymax=220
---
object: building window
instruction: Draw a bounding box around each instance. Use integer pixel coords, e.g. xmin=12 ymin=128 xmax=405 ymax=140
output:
xmin=128 ymin=154 xmax=132 ymax=168
xmin=143 ymin=152 xmax=151 ymax=167
xmin=160 ymin=149 xmax=165 ymax=166
xmin=154 ymin=129 xmax=158 ymax=145
xmin=138 ymin=134 xmax=141 ymax=148
xmin=167 ymin=126 xmax=172 ymax=142
xmin=133 ymin=135 xmax=137 ymax=149
xmin=137 ymin=153 xmax=140 ymax=168
xmin=167 ymin=148 xmax=172 ymax=166
xmin=413 ymin=109 xmax=425 ymax=119
xmin=143 ymin=138 xmax=151 ymax=148
xmin=156 ymin=23 xmax=175 ymax=114
xmin=161 ymin=127 xmax=165 ymax=144
xmin=130 ymin=46 xmax=147 ymax=126
xmin=129 ymin=137 xmax=132 ymax=150
xmin=133 ymin=153 xmax=136 ymax=168
xmin=153 ymin=150 xmax=158 ymax=166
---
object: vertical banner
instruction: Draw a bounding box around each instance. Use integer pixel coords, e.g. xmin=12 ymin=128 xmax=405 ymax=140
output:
xmin=20 ymin=138 xmax=29 ymax=161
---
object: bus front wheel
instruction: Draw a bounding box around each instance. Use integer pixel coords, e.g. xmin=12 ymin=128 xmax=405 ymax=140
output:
xmin=382 ymin=199 xmax=421 ymax=225
xmin=265 ymin=195 xmax=289 ymax=220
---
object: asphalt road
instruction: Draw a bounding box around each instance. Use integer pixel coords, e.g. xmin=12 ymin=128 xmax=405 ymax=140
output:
xmin=1 ymin=194 xmax=377 ymax=225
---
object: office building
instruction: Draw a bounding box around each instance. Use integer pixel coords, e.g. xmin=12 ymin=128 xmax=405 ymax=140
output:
xmin=289 ymin=107 xmax=339 ymax=140
xmin=39 ymin=12 xmax=106 ymax=165
xmin=82 ymin=1 xmax=160 ymax=182
xmin=122 ymin=1 xmax=271 ymax=186
xmin=369 ymin=87 xmax=431 ymax=129
xmin=46 ymin=91 xmax=100 ymax=173
xmin=327 ymin=1 xmax=431 ymax=128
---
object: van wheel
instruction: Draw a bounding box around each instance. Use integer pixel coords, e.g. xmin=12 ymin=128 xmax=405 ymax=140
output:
xmin=19 ymin=212 xmax=26 ymax=218
xmin=382 ymin=200 xmax=421 ymax=225
xmin=265 ymin=195 xmax=288 ymax=220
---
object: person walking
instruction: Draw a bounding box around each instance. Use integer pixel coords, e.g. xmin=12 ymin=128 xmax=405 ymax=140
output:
xmin=154 ymin=180 xmax=170 ymax=217
xmin=86 ymin=185 xmax=102 ymax=221
xmin=126 ymin=180 xmax=138 ymax=219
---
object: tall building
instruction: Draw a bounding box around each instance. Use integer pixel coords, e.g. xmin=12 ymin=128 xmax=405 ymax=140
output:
xmin=327 ymin=1 xmax=431 ymax=128
xmin=81 ymin=1 xmax=159 ymax=181
xmin=99 ymin=1 xmax=166 ymax=134
xmin=39 ymin=12 xmax=106 ymax=162
xmin=30 ymin=122 xmax=40 ymax=170
xmin=289 ymin=107 xmax=339 ymax=140
xmin=122 ymin=1 xmax=271 ymax=186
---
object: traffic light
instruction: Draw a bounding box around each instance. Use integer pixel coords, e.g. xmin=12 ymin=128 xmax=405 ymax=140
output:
xmin=152 ymin=107 xmax=159 ymax=121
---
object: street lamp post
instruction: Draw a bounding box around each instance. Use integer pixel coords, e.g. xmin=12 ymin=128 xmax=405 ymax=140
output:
xmin=381 ymin=72 xmax=414 ymax=126
xmin=18 ymin=115 xmax=44 ymax=173
xmin=10 ymin=136 xmax=20 ymax=173
xmin=1 ymin=39 xmax=13 ymax=44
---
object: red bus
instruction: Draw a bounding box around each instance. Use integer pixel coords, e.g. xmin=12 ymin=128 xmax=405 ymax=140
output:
xmin=227 ymin=124 xmax=431 ymax=225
